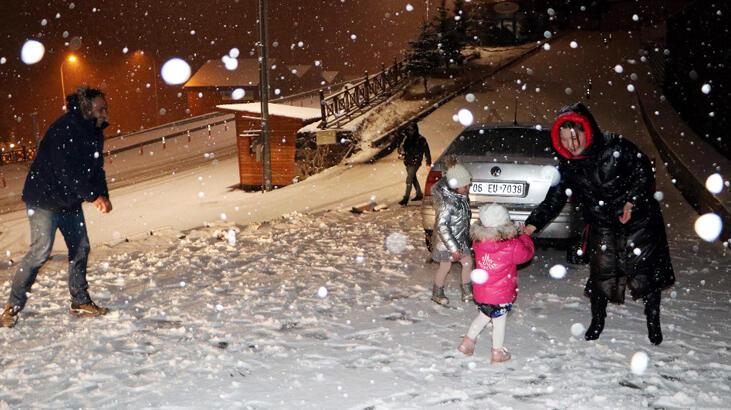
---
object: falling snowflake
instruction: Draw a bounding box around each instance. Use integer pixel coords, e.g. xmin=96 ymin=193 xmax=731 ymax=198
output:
xmin=549 ymin=264 xmax=567 ymax=279
xmin=630 ymin=351 xmax=649 ymax=375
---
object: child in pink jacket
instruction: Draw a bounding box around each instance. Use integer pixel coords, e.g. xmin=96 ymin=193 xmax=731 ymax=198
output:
xmin=458 ymin=204 xmax=535 ymax=364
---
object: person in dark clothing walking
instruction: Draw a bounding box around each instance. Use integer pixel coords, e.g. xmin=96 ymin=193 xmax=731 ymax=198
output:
xmin=523 ymin=103 xmax=674 ymax=345
xmin=1 ymin=86 xmax=113 ymax=328
xmin=398 ymin=121 xmax=431 ymax=206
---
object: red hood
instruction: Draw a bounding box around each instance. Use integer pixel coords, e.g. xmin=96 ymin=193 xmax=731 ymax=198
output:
xmin=551 ymin=112 xmax=594 ymax=159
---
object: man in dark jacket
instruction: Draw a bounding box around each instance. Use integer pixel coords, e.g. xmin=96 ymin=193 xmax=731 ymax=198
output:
xmin=523 ymin=103 xmax=674 ymax=345
xmin=398 ymin=121 xmax=431 ymax=206
xmin=1 ymin=86 xmax=113 ymax=328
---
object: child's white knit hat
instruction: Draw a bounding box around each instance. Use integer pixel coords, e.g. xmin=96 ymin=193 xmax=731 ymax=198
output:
xmin=479 ymin=203 xmax=511 ymax=228
xmin=446 ymin=164 xmax=471 ymax=188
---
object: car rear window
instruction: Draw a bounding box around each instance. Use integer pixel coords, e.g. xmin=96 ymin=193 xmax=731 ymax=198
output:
xmin=443 ymin=128 xmax=556 ymax=158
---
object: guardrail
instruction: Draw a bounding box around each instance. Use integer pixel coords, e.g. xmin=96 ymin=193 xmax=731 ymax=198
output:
xmin=318 ymin=60 xmax=408 ymax=129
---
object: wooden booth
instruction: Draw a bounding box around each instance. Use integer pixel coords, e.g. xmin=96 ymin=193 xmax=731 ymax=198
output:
xmin=217 ymin=103 xmax=322 ymax=189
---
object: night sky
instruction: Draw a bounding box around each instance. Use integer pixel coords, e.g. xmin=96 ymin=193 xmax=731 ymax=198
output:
xmin=0 ymin=0 xmax=447 ymax=142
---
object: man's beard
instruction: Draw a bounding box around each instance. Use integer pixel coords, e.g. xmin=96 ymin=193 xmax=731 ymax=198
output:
xmin=96 ymin=118 xmax=109 ymax=129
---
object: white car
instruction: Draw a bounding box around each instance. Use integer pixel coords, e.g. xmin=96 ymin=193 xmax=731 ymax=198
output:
xmin=421 ymin=123 xmax=588 ymax=264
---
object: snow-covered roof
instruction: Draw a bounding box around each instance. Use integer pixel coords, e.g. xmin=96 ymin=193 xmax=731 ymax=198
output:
xmin=217 ymin=102 xmax=322 ymax=121
xmin=321 ymin=71 xmax=341 ymax=83
xmin=184 ymin=58 xmax=278 ymax=88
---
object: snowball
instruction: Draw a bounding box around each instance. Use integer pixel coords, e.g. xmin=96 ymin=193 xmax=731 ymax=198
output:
xmin=215 ymin=304 xmax=224 ymax=311
xmin=317 ymin=287 xmax=328 ymax=298
xmin=570 ymin=323 xmax=585 ymax=337
xmin=694 ymin=213 xmax=723 ymax=242
xmin=219 ymin=213 xmax=227 ymax=221
xmin=543 ymin=43 xmax=551 ymax=51
xmin=350 ymin=34 xmax=357 ymax=40
xmin=565 ymin=188 xmax=573 ymax=197
xmin=227 ymin=229 xmax=236 ymax=245
xmin=232 ymin=88 xmax=245 ymax=100
xmin=601 ymin=244 xmax=607 ymax=251
xmin=576 ymin=249 xmax=584 ymax=256
xmin=385 ymin=232 xmax=408 ymax=253
xmin=457 ymin=109 xmax=474 ymax=126
xmin=633 ymin=248 xmax=642 ymax=256
xmin=632 ymin=14 xmax=639 ymax=22
xmin=543 ymin=31 xmax=552 ymax=39
xmin=224 ymin=56 xmax=238 ymax=71
xmin=547 ymin=8 xmax=555 ymax=16
xmin=0 ymin=57 xmax=6 ymax=64
xmin=653 ymin=191 xmax=664 ymax=201
xmin=93 ymin=151 xmax=100 ymax=159
xmin=627 ymin=84 xmax=636 ymax=92
xmin=465 ymin=93 xmax=476 ymax=103
xmin=564 ymin=87 xmax=573 ymax=95
xmin=705 ymin=173 xmax=724 ymax=194
xmin=701 ymin=83 xmax=711 ymax=94
xmin=630 ymin=351 xmax=649 ymax=375
xmin=570 ymin=41 xmax=578 ymax=49
xmin=614 ymin=64 xmax=624 ymax=74
xmin=180 ymin=281 xmax=186 ymax=287
xmin=541 ymin=165 xmax=561 ymax=186
xmin=21 ymin=40 xmax=45 ymax=65
xmin=470 ymin=269 xmax=488 ymax=284
xmin=27 ymin=208 xmax=35 ymax=217
xmin=229 ymin=48 xmax=240 ymax=58
xmin=613 ymin=151 xmax=620 ymax=158
xmin=405 ymin=4 xmax=414 ymax=12
xmin=161 ymin=58 xmax=192 ymax=85
xmin=355 ymin=255 xmax=365 ymax=264
xmin=549 ymin=264 xmax=567 ymax=279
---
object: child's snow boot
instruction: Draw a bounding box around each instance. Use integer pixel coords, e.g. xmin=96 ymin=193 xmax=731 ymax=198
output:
xmin=460 ymin=282 xmax=473 ymax=302
xmin=490 ymin=347 xmax=511 ymax=364
xmin=458 ymin=336 xmax=475 ymax=356
xmin=431 ymin=284 xmax=449 ymax=305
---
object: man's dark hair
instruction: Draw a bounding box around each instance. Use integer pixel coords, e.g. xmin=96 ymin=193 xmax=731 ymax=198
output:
xmin=66 ymin=86 xmax=105 ymax=118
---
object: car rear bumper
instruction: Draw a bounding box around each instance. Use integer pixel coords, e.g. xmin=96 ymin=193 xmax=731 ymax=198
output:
xmin=420 ymin=197 xmax=578 ymax=239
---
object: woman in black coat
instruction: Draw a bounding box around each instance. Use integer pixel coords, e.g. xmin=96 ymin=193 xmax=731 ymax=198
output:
xmin=524 ymin=103 xmax=674 ymax=345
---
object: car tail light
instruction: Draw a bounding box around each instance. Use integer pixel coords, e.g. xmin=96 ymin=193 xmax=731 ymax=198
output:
xmin=424 ymin=168 xmax=442 ymax=196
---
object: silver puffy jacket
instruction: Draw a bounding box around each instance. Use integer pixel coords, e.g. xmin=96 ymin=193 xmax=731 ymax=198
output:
xmin=431 ymin=178 xmax=472 ymax=261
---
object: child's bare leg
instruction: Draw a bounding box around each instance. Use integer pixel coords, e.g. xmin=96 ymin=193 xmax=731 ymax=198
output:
xmin=433 ymin=261 xmax=452 ymax=287
xmin=467 ymin=311 xmax=491 ymax=340
xmin=492 ymin=314 xmax=507 ymax=349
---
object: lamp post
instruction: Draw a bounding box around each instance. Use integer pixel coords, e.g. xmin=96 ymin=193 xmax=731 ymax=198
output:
xmin=258 ymin=0 xmax=273 ymax=191
xmin=59 ymin=54 xmax=78 ymax=107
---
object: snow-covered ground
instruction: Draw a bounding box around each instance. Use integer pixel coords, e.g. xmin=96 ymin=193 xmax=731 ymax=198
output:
xmin=1 ymin=29 xmax=730 ymax=409
xmin=1 ymin=207 xmax=729 ymax=408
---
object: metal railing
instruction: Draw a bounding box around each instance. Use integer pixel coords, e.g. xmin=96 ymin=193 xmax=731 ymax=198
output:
xmin=318 ymin=60 xmax=408 ymax=129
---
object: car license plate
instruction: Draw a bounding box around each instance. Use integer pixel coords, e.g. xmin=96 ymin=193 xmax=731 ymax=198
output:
xmin=470 ymin=181 xmax=526 ymax=197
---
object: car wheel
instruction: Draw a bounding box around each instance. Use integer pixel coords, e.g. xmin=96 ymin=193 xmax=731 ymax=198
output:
xmin=424 ymin=229 xmax=433 ymax=252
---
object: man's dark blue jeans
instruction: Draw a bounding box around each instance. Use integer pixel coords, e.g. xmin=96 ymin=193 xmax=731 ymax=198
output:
xmin=8 ymin=205 xmax=92 ymax=310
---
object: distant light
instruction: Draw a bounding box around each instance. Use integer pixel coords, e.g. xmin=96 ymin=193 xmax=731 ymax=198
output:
xmin=67 ymin=55 xmax=77 ymax=63
xmin=21 ymin=40 xmax=45 ymax=65
xmin=161 ymin=58 xmax=191 ymax=85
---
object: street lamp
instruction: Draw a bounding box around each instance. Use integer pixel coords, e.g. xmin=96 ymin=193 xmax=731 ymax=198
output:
xmin=60 ymin=54 xmax=78 ymax=108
